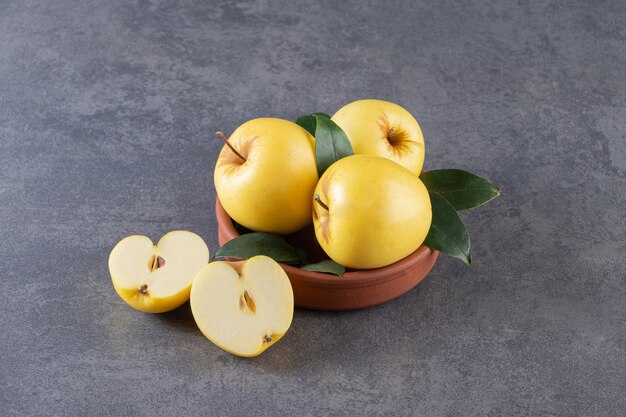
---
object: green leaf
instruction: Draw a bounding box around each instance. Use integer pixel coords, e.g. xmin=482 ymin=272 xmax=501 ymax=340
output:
xmin=296 ymin=113 xmax=354 ymax=175
xmin=420 ymin=169 xmax=500 ymax=211
xmin=313 ymin=114 xmax=353 ymax=176
xmin=424 ymin=192 xmax=472 ymax=265
xmin=301 ymin=260 xmax=345 ymax=276
xmin=214 ymin=233 xmax=301 ymax=265
xmin=295 ymin=115 xmax=317 ymax=136
xmin=294 ymin=245 xmax=309 ymax=266
xmin=295 ymin=112 xmax=331 ymax=136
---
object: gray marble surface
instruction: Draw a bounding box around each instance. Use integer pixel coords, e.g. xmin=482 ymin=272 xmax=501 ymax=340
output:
xmin=1 ymin=0 xmax=625 ymax=416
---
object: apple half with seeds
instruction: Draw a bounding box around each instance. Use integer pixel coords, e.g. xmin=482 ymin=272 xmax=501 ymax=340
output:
xmin=190 ymin=255 xmax=294 ymax=357
xmin=109 ymin=231 xmax=209 ymax=313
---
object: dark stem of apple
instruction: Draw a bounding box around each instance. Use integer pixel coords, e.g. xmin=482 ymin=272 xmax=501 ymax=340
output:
xmin=314 ymin=194 xmax=329 ymax=211
xmin=216 ymin=131 xmax=246 ymax=162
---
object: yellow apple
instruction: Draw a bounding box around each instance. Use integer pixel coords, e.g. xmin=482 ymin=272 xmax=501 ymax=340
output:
xmin=313 ymin=155 xmax=432 ymax=269
xmin=190 ymin=256 xmax=294 ymax=357
xmin=214 ymin=118 xmax=318 ymax=234
xmin=331 ymin=99 xmax=425 ymax=175
xmin=108 ymin=231 xmax=209 ymax=313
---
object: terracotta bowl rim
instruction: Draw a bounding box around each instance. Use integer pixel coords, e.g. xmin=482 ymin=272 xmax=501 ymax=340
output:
xmin=215 ymin=198 xmax=437 ymax=288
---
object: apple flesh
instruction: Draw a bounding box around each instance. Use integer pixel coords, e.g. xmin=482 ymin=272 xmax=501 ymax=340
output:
xmin=109 ymin=231 xmax=209 ymax=313
xmin=313 ymin=155 xmax=432 ymax=269
xmin=190 ymin=255 xmax=294 ymax=357
xmin=331 ymin=99 xmax=425 ymax=175
xmin=214 ymin=118 xmax=318 ymax=234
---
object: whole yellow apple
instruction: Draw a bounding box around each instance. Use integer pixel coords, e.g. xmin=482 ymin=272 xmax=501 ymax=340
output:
xmin=313 ymin=155 xmax=432 ymax=269
xmin=331 ymin=99 xmax=425 ymax=175
xmin=214 ymin=118 xmax=318 ymax=234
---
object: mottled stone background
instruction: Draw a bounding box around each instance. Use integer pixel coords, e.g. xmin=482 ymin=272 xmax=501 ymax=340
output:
xmin=1 ymin=0 xmax=625 ymax=416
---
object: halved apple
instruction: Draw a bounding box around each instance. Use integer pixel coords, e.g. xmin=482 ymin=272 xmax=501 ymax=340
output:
xmin=109 ymin=231 xmax=209 ymax=313
xmin=190 ymin=255 xmax=294 ymax=357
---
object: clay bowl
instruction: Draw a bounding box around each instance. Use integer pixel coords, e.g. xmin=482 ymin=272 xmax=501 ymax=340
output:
xmin=215 ymin=198 xmax=438 ymax=311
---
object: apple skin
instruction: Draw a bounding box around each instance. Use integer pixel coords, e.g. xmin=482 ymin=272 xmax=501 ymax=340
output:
xmin=313 ymin=155 xmax=432 ymax=269
xmin=214 ymin=118 xmax=318 ymax=234
xmin=112 ymin=282 xmax=187 ymax=314
xmin=331 ymin=99 xmax=425 ymax=175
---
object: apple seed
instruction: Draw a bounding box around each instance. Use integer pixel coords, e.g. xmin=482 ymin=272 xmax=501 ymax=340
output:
xmin=239 ymin=290 xmax=256 ymax=314
xmin=148 ymin=255 xmax=165 ymax=272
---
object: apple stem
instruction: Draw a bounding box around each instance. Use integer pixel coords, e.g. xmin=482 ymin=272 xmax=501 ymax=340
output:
xmin=216 ymin=131 xmax=246 ymax=163
xmin=314 ymin=194 xmax=329 ymax=211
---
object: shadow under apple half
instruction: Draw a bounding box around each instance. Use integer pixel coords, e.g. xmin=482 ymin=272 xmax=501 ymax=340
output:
xmin=215 ymin=198 xmax=439 ymax=311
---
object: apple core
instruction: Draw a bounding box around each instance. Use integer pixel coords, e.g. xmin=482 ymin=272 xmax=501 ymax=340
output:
xmin=239 ymin=290 xmax=257 ymax=314
xmin=148 ymin=255 xmax=165 ymax=272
